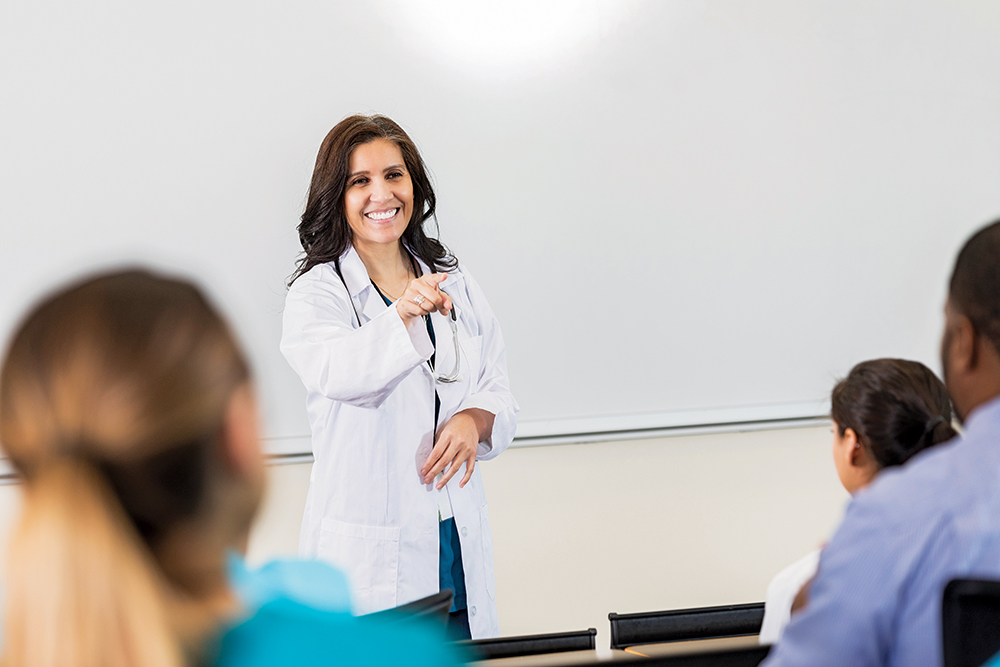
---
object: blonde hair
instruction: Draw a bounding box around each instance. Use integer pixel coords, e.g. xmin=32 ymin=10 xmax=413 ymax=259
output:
xmin=0 ymin=269 xmax=255 ymax=667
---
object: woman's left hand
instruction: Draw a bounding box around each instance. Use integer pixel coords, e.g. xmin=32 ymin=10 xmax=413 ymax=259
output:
xmin=421 ymin=409 xmax=494 ymax=489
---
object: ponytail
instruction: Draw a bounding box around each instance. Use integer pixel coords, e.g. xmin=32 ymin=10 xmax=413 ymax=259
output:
xmin=5 ymin=459 xmax=182 ymax=667
xmin=922 ymin=415 xmax=957 ymax=450
xmin=831 ymin=358 xmax=957 ymax=470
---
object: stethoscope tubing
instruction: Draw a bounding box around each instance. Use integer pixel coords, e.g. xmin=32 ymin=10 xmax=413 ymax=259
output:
xmin=432 ymin=302 xmax=462 ymax=384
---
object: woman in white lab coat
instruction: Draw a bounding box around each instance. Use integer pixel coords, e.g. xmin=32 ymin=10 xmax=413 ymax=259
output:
xmin=281 ymin=114 xmax=517 ymax=639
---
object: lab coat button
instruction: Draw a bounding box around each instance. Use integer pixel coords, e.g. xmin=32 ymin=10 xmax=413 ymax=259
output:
xmin=471 ymin=606 xmax=477 ymax=616
xmin=460 ymin=526 xmax=468 ymax=537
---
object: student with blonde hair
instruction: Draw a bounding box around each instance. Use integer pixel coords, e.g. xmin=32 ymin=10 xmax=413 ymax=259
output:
xmin=0 ymin=268 xmax=463 ymax=667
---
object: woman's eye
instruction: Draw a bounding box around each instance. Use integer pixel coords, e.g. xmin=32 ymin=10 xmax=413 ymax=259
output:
xmin=387 ymin=171 xmax=403 ymax=179
xmin=351 ymin=177 xmax=369 ymax=186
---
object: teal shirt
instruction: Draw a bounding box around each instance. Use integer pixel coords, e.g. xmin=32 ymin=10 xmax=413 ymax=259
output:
xmin=227 ymin=553 xmax=353 ymax=613
xmin=218 ymin=555 xmax=466 ymax=667
xmin=215 ymin=598 xmax=467 ymax=667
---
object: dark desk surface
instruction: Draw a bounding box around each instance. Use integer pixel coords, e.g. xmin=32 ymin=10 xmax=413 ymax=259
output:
xmin=470 ymin=649 xmax=631 ymax=667
xmin=471 ymin=635 xmax=765 ymax=666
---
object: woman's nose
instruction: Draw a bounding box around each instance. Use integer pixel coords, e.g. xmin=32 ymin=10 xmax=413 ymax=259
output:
xmin=370 ymin=180 xmax=392 ymax=203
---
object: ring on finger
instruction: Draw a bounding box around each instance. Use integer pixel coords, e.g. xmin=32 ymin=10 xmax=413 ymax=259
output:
xmin=412 ymin=295 xmax=426 ymax=306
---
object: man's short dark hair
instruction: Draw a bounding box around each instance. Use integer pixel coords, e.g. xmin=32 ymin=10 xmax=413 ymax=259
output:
xmin=950 ymin=218 xmax=1000 ymax=357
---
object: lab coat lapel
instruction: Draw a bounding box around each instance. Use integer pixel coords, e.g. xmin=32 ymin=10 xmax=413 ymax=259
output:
xmin=360 ymin=286 xmax=388 ymax=324
xmin=338 ymin=247 xmax=389 ymax=324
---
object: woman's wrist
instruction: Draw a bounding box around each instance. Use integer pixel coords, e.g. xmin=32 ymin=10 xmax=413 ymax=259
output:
xmin=457 ymin=408 xmax=495 ymax=443
xmin=395 ymin=299 xmax=416 ymax=327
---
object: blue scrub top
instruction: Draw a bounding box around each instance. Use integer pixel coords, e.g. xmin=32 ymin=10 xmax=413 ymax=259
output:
xmin=218 ymin=555 xmax=466 ymax=667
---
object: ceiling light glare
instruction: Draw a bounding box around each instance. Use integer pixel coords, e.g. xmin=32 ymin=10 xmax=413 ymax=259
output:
xmin=372 ymin=0 xmax=644 ymax=80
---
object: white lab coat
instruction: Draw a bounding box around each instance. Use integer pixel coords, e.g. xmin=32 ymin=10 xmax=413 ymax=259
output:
xmin=280 ymin=246 xmax=518 ymax=638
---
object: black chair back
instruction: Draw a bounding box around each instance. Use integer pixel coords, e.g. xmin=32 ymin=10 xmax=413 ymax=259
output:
xmin=608 ymin=602 xmax=765 ymax=650
xmin=460 ymin=628 xmax=597 ymax=660
xmin=943 ymin=578 xmax=1000 ymax=667
xmin=364 ymin=589 xmax=453 ymax=627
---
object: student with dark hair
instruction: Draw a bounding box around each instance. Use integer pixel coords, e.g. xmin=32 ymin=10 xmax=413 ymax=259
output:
xmin=759 ymin=359 xmax=956 ymax=644
xmin=830 ymin=359 xmax=956 ymax=475
xmin=0 ymin=269 xmax=464 ymax=667
xmin=762 ymin=218 xmax=1000 ymax=667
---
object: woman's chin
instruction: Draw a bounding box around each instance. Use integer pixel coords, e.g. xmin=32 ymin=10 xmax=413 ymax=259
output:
xmin=354 ymin=229 xmax=405 ymax=250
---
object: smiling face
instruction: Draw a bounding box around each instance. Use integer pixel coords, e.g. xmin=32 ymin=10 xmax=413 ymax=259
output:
xmin=343 ymin=138 xmax=414 ymax=254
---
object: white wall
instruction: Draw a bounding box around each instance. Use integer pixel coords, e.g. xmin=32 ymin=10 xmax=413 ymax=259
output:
xmin=0 ymin=424 xmax=853 ymax=648
xmin=243 ymin=423 xmax=847 ymax=649
xmin=4 ymin=1 xmax=998 ymax=449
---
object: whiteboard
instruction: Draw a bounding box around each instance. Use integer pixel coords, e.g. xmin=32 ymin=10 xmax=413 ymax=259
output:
xmin=2 ymin=0 xmax=999 ymax=454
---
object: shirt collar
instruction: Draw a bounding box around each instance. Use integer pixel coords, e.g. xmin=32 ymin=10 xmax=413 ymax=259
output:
xmin=960 ymin=393 xmax=1000 ymax=439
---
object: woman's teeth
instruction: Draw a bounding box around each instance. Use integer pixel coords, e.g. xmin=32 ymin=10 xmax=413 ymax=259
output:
xmin=366 ymin=208 xmax=398 ymax=221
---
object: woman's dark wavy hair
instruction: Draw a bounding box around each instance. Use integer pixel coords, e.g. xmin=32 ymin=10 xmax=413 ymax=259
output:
xmin=831 ymin=358 xmax=957 ymax=470
xmin=289 ymin=114 xmax=457 ymax=285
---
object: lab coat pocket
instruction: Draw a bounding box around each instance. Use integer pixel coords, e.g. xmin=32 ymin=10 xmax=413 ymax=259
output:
xmin=479 ymin=503 xmax=497 ymax=600
xmin=318 ymin=518 xmax=400 ymax=614
xmin=459 ymin=335 xmax=482 ymax=387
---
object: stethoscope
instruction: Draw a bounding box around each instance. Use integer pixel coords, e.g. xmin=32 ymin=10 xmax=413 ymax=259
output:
xmin=429 ymin=303 xmax=462 ymax=384
xmin=334 ymin=260 xmax=461 ymax=384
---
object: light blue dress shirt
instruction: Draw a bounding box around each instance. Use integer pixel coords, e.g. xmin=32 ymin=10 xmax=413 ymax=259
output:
xmin=762 ymin=395 xmax=1000 ymax=667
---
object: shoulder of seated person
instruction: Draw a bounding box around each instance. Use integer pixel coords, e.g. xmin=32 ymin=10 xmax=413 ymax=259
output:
xmin=846 ymin=440 xmax=968 ymax=526
xmin=218 ymin=599 xmax=466 ymax=667
xmin=230 ymin=555 xmax=352 ymax=614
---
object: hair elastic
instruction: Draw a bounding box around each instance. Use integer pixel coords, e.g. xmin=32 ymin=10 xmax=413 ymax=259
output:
xmin=924 ymin=415 xmax=946 ymax=437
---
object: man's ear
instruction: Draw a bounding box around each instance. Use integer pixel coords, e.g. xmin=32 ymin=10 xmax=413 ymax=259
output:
xmin=218 ymin=385 xmax=263 ymax=479
xmin=950 ymin=312 xmax=979 ymax=375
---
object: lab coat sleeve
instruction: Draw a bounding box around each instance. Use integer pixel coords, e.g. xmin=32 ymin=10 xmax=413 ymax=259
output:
xmin=455 ymin=267 xmax=519 ymax=461
xmin=280 ymin=266 xmax=433 ymax=409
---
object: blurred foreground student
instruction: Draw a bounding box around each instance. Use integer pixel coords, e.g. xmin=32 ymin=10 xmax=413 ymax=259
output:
xmin=759 ymin=358 xmax=956 ymax=644
xmin=0 ymin=269 xmax=464 ymax=667
xmin=762 ymin=218 xmax=1000 ymax=667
